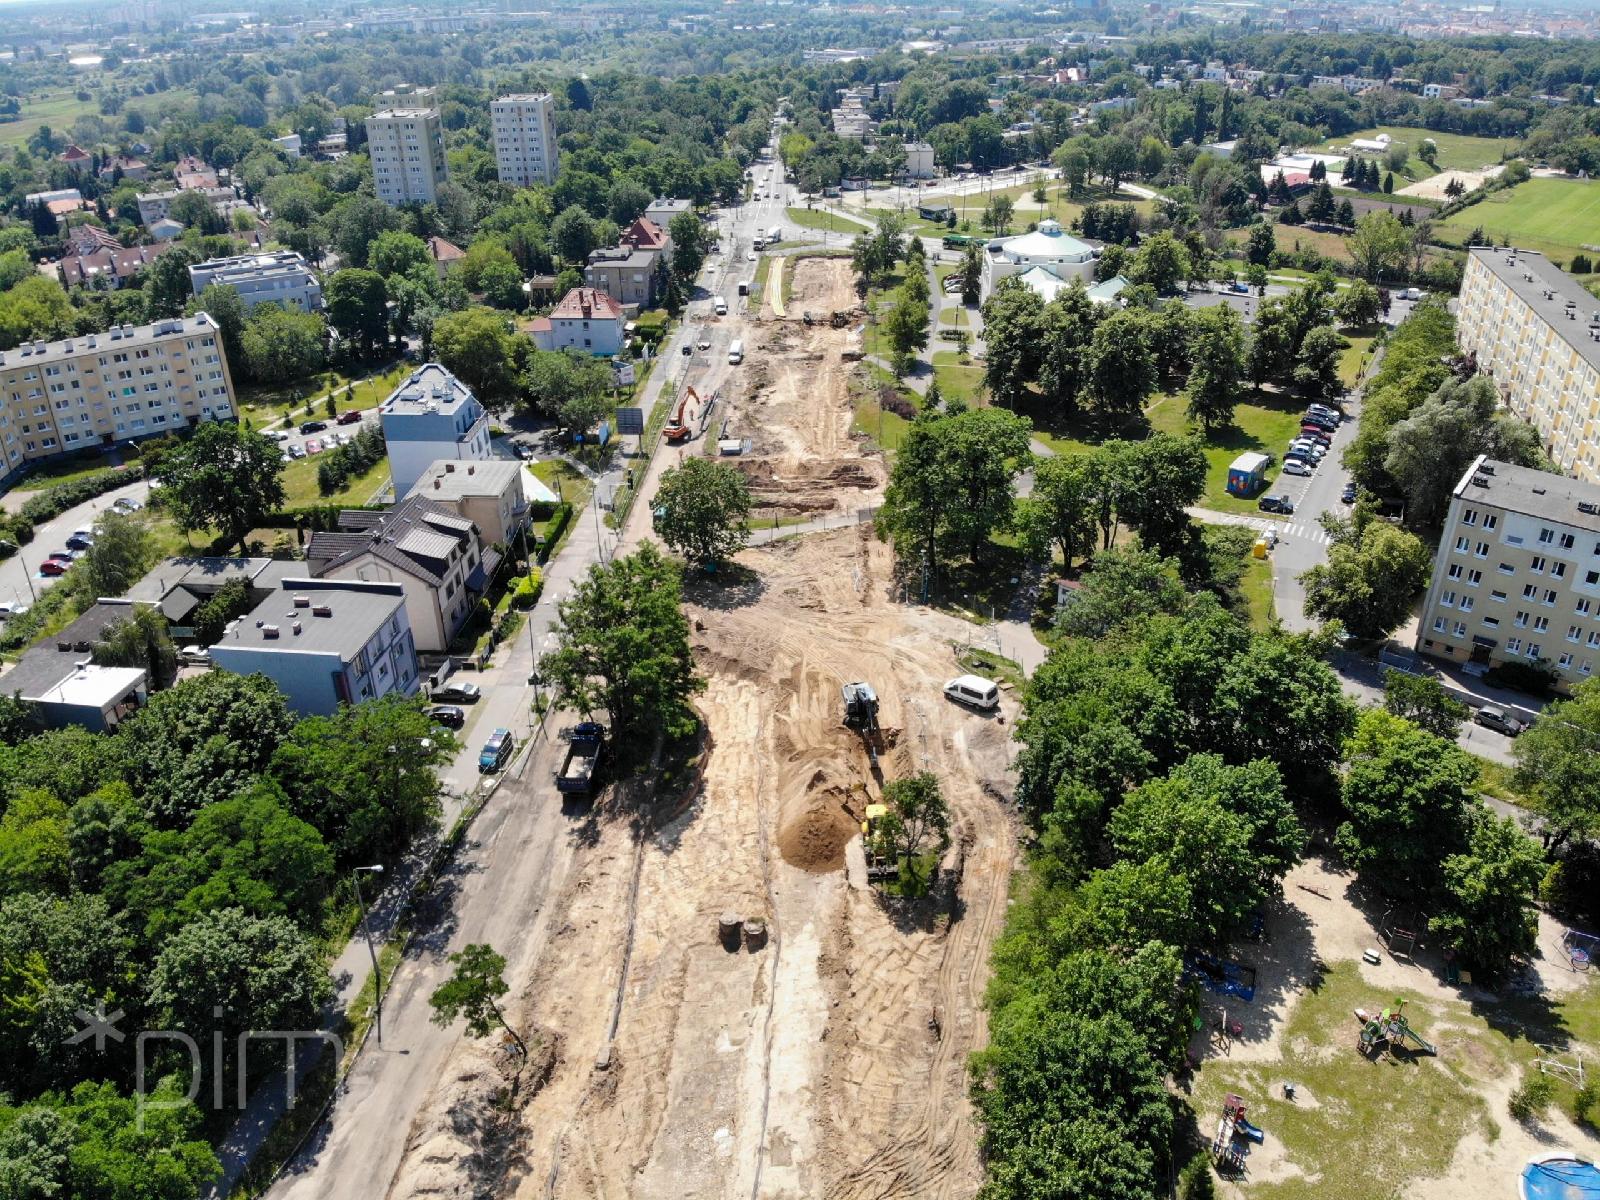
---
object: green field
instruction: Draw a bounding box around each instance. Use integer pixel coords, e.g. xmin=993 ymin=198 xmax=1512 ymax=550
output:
xmin=785 ymin=205 xmax=871 ymax=236
xmin=1148 ymin=390 xmax=1311 ymax=513
xmin=931 ymin=350 xmax=984 ymax=404
xmin=1312 ymin=125 xmax=1516 ymax=177
xmin=280 ymin=451 xmax=391 ymax=507
xmin=0 ymin=90 xmax=99 ymax=149
xmin=1437 ymin=177 xmax=1600 ymax=263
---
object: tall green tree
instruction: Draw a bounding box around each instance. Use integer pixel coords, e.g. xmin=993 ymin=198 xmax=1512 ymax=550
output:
xmin=1293 ymin=324 xmax=1347 ymax=404
xmin=1383 ymin=671 xmax=1469 ymax=739
xmin=543 ymin=544 xmax=703 ymax=742
xmin=151 ymin=421 xmax=285 ymax=554
xmin=1430 ymin=812 xmax=1545 ymax=977
xmin=980 ymin=278 xmax=1046 ymax=409
xmin=1511 ymin=677 xmax=1600 ymax=851
xmin=1017 ymin=454 xmax=1096 ymax=569
xmin=431 ymin=307 xmax=521 ymax=405
xmin=878 ymin=772 xmax=951 ymax=885
xmin=1086 ymin=309 xmax=1156 ymax=416
xmin=429 ymin=942 xmax=526 ymax=1056
xmin=521 ymin=348 xmax=610 ymax=438
xmin=324 ymin=268 xmax=390 ymax=358
xmin=1184 ymin=303 xmax=1247 ymax=431
xmin=1300 ymin=510 xmax=1431 ymax=639
xmin=652 ymin=458 xmax=751 ymax=569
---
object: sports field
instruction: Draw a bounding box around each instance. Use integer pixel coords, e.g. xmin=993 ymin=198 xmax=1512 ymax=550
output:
xmin=1312 ymin=125 xmax=1516 ymax=178
xmin=1437 ymin=177 xmax=1600 ymax=262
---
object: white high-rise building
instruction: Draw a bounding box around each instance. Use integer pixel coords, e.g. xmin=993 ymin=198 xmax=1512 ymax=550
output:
xmin=491 ymin=93 xmax=560 ymax=187
xmin=366 ymin=107 xmax=449 ymax=206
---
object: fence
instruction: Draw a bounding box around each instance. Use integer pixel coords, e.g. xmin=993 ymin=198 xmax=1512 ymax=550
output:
xmin=748 ymin=504 xmax=880 ymax=545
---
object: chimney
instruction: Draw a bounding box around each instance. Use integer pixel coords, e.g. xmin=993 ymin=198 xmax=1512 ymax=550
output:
xmin=467 ymin=464 xmax=474 ymax=475
xmin=445 ymin=462 xmax=455 ymax=472
xmin=434 ymin=478 xmax=441 ymax=489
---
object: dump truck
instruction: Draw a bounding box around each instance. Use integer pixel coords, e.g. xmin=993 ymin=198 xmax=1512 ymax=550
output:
xmin=557 ymin=722 xmax=605 ymax=794
xmin=842 ymin=681 xmax=882 ymax=767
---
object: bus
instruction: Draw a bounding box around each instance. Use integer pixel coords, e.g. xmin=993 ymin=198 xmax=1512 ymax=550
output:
xmin=942 ymin=233 xmax=979 ymax=249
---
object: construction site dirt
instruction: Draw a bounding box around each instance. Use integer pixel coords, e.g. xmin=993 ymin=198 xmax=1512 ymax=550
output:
xmin=379 ymin=256 xmax=1019 ymax=1200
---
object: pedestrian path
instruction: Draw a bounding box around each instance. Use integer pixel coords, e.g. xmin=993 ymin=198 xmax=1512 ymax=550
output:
xmin=1188 ymin=506 xmax=1332 ymax=547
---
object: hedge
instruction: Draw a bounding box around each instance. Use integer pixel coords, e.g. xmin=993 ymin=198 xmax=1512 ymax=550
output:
xmin=537 ymin=504 xmax=573 ymax=564
xmin=18 ymin=465 xmax=143 ymax=525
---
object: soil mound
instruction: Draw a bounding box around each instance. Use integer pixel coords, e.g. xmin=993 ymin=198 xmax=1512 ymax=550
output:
xmin=777 ymin=778 xmax=864 ymax=872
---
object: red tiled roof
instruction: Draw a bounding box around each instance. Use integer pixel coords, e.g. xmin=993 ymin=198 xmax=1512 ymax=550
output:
xmin=57 ymin=242 xmax=174 ymax=287
xmin=622 ymin=217 xmax=667 ymax=251
xmin=524 ymin=316 xmax=553 ymax=332
xmin=427 ymin=236 xmax=465 ymax=263
xmin=59 ymin=144 xmax=90 ymax=163
xmin=549 ymin=288 xmax=624 ymax=322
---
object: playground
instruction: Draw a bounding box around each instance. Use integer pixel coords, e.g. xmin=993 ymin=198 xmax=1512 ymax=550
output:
xmin=1186 ymin=857 xmax=1600 ymax=1200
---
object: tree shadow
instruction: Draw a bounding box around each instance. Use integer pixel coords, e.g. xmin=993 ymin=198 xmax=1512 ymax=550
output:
xmin=683 ymin=561 xmax=767 ymax=611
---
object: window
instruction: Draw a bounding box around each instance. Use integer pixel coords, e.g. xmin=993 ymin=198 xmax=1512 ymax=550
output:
xmin=1468 ymin=569 xmax=1483 ymax=585
xmin=1531 ymin=556 xmax=1547 ymax=573
xmin=1539 ymin=528 xmax=1555 ymax=544
xmin=1559 ymin=653 xmax=1574 ymax=669
xmin=1515 ymin=611 xmax=1530 ymax=628
xmin=1508 ymin=637 xmax=1523 ymax=654
xmin=1528 ymin=643 xmax=1542 ymax=659
xmin=1491 ymin=590 xmax=1508 ymax=602
xmin=1524 ymin=584 xmax=1539 ymax=599
xmin=1462 ymin=508 xmax=1478 ymax=526
xmin=1499 ymin=562 xmax=1515 ymax=574
xmin=1455 ymin=536 xmax=1469 ymax=553
xmin=1441 ymin=590 xmax=1457 ymax=608
xmin=1581 ymin=600 xmax=1595 ymax=616
xmin=1483 ymin=514 xmax=1499 ymax=531
xmin=1545 ymin=589 xmax=1560 ymax=605
xmin=1569 ymin=625 xmax=1583 ymax=642
xmin=1535 ymin=616 xmax=1550 ymax=633
xmin=1448 ymin=563 xmax=1462 ymax=580
xmin=1483 ymin=617 xmax=1500 ymax=628
xmin=1432 ymin=617 xmax=1448 ymax=633
xmin=1583 ymin=659 xmax=1594 ymax=676
xmin=1460 ymin=596 xmax=1474 ymax=613
xmin=1554 ymin=563 xmax=1568 ymax=579
xmin=1476 ymin=542 xmax=1489 ymax=557
xmin=1454 ymin=622 xmax=1469 ymax=638
xmin=1588 ymin=570 xmax=1600 ymax=586
xmin=1560 ymin=533 xmax=1576 ymax=549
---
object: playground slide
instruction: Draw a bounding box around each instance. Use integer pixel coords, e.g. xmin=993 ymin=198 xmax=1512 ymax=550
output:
xmin=1235 ymin=1118 xmax=1265 ymax=1144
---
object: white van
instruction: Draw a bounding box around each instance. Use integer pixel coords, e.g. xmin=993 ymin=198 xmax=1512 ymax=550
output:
xmin=728 ymin=339 xmax=744 ymax=364
xmin=943 ymin=674 xmax=999 ymax=711
xmin=713 ymin=295 xmax=728 ymax=315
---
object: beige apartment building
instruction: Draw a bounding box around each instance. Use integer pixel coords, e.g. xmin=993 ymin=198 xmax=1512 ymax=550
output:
xmin=491 ymin=93 xmax=560 ymax=187
xmin=1456 ymin=246 xmax=1600 ymax=484
xmin=0 ymin=314 xmax=235 ymax=478
xmin=366 ymin=107 xmax=449 ymax=206
xmin=1416 ymin=455 xmax=1600 ymax=692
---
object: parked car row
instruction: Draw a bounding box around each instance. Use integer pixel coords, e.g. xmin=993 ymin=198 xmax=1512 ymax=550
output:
xmin=1281 ymin=404 xmax=1343 ymax=478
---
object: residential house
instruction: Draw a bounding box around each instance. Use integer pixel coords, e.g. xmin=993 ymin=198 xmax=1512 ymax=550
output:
xmin=427 ymin=236 xmax=465 ymax=280
xmin=902 ymin=141 xmax=936 ymax=178
xmin=58 ymin=144 xmax=92 ymax=173
xmin=188 ymin=251 xmax=323 ymax=312
xmin=122 ymin=555 xmax=302 ymax=638
xmin=0 ymin=600 xmax=151 ymax=730
xmin=645 ymin=198 xmax=692 ymax=231
xmin=404 ymin=458 xmax=529 ymax=548
xmin=57 ymin=242 xmax=174 ymax=290
xmin=272 ymin=133 xmax=302 ymax=158
xmin=535 ymin=288 xmax=626 ymax=356
xmin=98 ymin=155 xmax=148 ymax=182
xmin=65 ymin=225 xmax=122 ymax=257
xmin=209 ymin=578 xmax=420 ymax=714
xmin=175 ymin=154 xmax=219 ymax=190
xmin=583 ymin=246 xmax=659 ymax=311
xmin=303 ymin=496 xmax=500 ymax=654
xmin=377 ymin=363 xmax=492 ymax=496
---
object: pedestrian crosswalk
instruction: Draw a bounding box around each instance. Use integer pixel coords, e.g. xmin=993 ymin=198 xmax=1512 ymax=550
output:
xmin=1227 ymin=514 xmax=1333 ymax=546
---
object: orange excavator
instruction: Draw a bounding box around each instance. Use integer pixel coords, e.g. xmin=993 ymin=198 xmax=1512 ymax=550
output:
xmin=664 ymin=386 xmax=701 ymax=443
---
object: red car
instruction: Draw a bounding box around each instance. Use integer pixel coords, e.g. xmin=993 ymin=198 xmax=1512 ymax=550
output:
xmin=304 ymin=438 xmax=321 ymax=454
xmin=336 ymin=410 xmax=363 ymax=426
xmin=39 ymin=559 xmax=69 ymax=577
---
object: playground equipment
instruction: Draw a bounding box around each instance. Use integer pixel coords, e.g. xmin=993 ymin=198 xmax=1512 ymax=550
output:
xmin=1562 ymin=928 xmax=1598 ymax=972
xmin=1355 ymin=999 xmax=1437 ymax=1057
xmin=664 ymin=386 xmax=703 ymax=443
xmin=1185 ymin=952 xmax=1258 ymax=1002
xmin=1534 ymin=1044 xmax=1587 ymax=1088
xmin=1212 ymin=1094 xmax=1265 ymax=1173
xmin=1519 ymin=1154 xmax=1600 ymax=1200
xmin=1379 ymin=907 xmax=1424 ymax=962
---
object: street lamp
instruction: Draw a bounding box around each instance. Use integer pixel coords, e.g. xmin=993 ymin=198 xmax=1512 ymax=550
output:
xmin=351 ymin=865 xmax=385 ymax=1045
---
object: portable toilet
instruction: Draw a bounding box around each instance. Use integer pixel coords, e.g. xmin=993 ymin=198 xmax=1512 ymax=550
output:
xmin=1228 ymin=452 xmax=1271 ymax=497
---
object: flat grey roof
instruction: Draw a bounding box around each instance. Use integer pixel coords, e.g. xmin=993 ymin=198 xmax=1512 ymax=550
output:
xmin=0 ymin=314 xmax=219 ymax=369
xmin=1469 ymin=246 xmax=1600 ymax=375
xmin=406 ymin=458 xmax=522 ymax=501
xmin=215 ymin=579 xmax=405 ymax=659
xmin=1454 ymin=455 xmax=1600 ymax=532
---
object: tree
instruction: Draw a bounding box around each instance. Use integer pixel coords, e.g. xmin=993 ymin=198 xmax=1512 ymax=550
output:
xmin=190 ymin=577 xmax=251 ymax=646
xmin=932 ymin=406 xmax=1034 ymax=564
xmin=1430 ymin=812 xmax=1545 ymax=977
xmin=142 ymin=247 xmax=201 ymax=319
xmin=429 ymin=943 xmax=526 ymax=1056
xmin=1336 ymin=709 xmax=1477 ymax=898
xmin=1300 ymin=512 xmax=1431 ymax=639
xmin=982 ymin=194 xmax=1015 ymax=237
xmin=1115 ymin=434 xmax=1207 ymax=563
xmin=980 ymin=278 xmax=1046 ymax=408
xmin=1335 ymin=279 xmax=1381 ymax=327
xmin=1054 ymin=545 xmax=1186 ymax=639
xmin=432 ymin=307 xmax=520 ymax=405
xmin=119 ymin=671 xmax=294 ymax=827
xmin=69 ymin=509 xmax=153 ymax=601
xmin=652 ymin=458 xmax=751 ymax=569
xmin=152 ymin=421 xmax=285 ymax=554
xmin=1126 ymin=231 xmax=1188 ymax=295
xmin=269 ymin=695 xmax=453 ymax=866
xmin=551 ymin=205 xmax=599 ymax=264
xmin=522 ymin=348 xmax=610 ymax=438
xmin=960 ymin=242 xmax=982 ymax=306
xmin=1086 ymin=309 xmax=1156 ymax=415
xmin=1017 ymin=454 xmax=1096 ymax=569
xmin=878 ymin=772 xmax=951 ymax=883
xmin=1184 ymin=304 xmax=1247 ymax=431
xmin=543 ymin=544 xmax=703 ymax=742
xmin=1384 ymin=671 xmax=1468 ymax=739
xmin=192 ymin=283 xmax=246 ymax=367
xmin=882 ymin=279 xmax=930 ymax=375
xmin=0 ymin=789 xmax=70 ymax=899
xmin=147 ymin=907 xmax=331 ymax=1070
xmin=241 ymin=304 xmax=325 ymax=382
xmin=1245 ymin=221 xmax=1275 ymax=267
xmin=1383 ymin=375 xmax=1552 ymax=528
xmin=368 ymin=230 xmax=431 ymax=280
xmin=1346 ymin=211 xmax=1409 ymax=282
xmin=1511 ymin=677 xmax=1600 ymax=851
xmin=324 ymin=268 xmax=390 ymax=358
xmin=1293 ymin=324 xmax=1347 ymax=403
xmin=668 ymin=210 xmax=706 ymax=283
xmin=91 ymin=605 xmax=176 ymax=685
xmin=326 ymin=195 xmax=399 ymax=269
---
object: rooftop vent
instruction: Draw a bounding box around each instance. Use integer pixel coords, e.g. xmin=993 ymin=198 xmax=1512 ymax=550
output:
xmin=1579 ymin=502 xmax=1600 ymax=516
xmin=292 ymin=594 xmax=310 ymax=607
xmin=1471 ymin=475 xmax=1490 ymax=487
xmin=292 ymin=621 xmax=302 ymax=635
xmin=262 ymin=623 xmax=280 ymax=638
xmin=311 ymin=604 xmax=332 ymax=617
xmin=1533 ymin=487 xmax=1547 ymax=495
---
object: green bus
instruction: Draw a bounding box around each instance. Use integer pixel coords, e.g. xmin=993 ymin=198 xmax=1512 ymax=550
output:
xmin=941 ymin=233 xmax=979 ymax=249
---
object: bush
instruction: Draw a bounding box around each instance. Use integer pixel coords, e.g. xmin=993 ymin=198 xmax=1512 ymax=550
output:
xmin=878 ymin=388 xmax=917 ymax=419
xmin=1576 ymin=1079 xmax=1598 ymax=1126
xmin=1484 ymin=657 xmax=1562 ymax=699
xmin=316 ymin=423 xmax=386 ymax=497
xmin=537 ymin=504 xmax=573 ymax=564
xmin=1539 ymin=843 xmax=1600 ymax=925
xmin=1179 ymin=1153 xmax=1217 ymax=1200
xmin=18 ymin=465 xmax=142 ymax=525
xmin=510 ymin=569 xmax=544 ymax=609
xmin=5 ymin=514 xmax=34 ymax=545
xmin=1509 ymin=1073 xmax=1556 ymax=1122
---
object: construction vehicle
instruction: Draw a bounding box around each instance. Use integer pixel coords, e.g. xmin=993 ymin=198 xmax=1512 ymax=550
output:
xmin=664 ymin=386 xmax=702 ymax=443
xmin=830 ymin=310 xmax=851 ymax=328
xmin=557 ymin=722 xmax=605 ymax=795
xmin=842 ymin=681 xmax=882 ymax=767
xmin=861 ymin=803 xmax=900 ymax=881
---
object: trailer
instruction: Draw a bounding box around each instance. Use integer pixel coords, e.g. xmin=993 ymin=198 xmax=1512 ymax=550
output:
xmin=557 ymin=722 xmax=605 ymax=794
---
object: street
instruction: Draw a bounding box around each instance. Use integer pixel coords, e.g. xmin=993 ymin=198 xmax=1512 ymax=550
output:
xmin=0 ymin=475 xmax=150 ymax=614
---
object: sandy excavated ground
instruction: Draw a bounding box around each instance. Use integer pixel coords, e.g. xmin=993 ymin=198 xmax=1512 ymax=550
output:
xmin=1396 ymin=165 xmax=1503 ymax=201
xmin=1194 ymin=856 xmax=1600 ymax=1200
xmin=733 ymin=258 xmax=883 ymax=518
xmin=501 ymin=528 xmax=1018 ymax=1200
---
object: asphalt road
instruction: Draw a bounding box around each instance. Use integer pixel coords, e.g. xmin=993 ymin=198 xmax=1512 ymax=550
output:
xmin=0 ymin=474 xmax=150 ymax=615
xmin=264 ymin=407 xmax=382 ymax=465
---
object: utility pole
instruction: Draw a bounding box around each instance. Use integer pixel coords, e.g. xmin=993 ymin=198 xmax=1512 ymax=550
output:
xmin=351 ymin=865 xmax=385 ymax=1045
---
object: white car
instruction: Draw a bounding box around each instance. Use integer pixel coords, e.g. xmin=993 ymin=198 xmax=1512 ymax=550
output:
xmin=1281 ymin=460 xmax=1313 ymax=477
xmin=747 ymin=250 xmax=757 ymax=261
xmin=0 ymin=602 xmax=28 ymax=619
xmin=266 ymin=429 xmax=291 ymax=441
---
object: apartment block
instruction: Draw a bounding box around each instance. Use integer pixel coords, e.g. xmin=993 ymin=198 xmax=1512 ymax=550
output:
xmin=189 ymin=251 xmax=323 ymax=312
xmin=377 ymin=363 xmax=492 ymax=496
xmin=366 ymin=107 xmax=449 ymax=206
xmin=0 ymin=314 xmax=235 ymax=478
xmin=1456 ymin=246 xmax=1600 ymax=483
xmin=491 ymin=93 xmax=560 ymax=187
xmin=1416 ymin=455 xmax=1600 ymax=692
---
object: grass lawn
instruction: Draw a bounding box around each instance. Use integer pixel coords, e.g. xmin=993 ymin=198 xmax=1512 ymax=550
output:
xmin=851 ymin=394 xmax=914 ymax=452
xmin=1338 ymin=329 xmax=1379 ymax=388
xmin=531 ymin=458 xmax=592 ymax=516
xmin=1436 ymin=177 xmax=1600 ymax=265
xmin=1241 ymin=552 xmax=1276 ymax=631
xmin=1271 ymin=225 xmax=1353 ymax=267
xmin=279 ymin=452 xmax=391 ymax=508
xmin=941 ymin=305 xmax=970 ymax=328
xmin=785 ymin=205 xmax=871 ymax=235
xmin=931 ymin=350 xmax=984 ymax=404
xmin=750 ymin=255 xmax=773 ymax=306
xmin=236 ymin=362 xmax=407 ymax=427
xmin=1189 ymin=961 xmax=1503 ymax=1200
xmin=1472 ymin=755 xmax=1532 ymax=808
xmin=1311 ymin=125 xmax=1517 ymax=176
xmin=7 ymin=457 xmax=124 ymax=495
xmin=0 ymin=90 xmax=99 ymax=149
xmin=1148 ymin=389 xmax=1311 ymax=513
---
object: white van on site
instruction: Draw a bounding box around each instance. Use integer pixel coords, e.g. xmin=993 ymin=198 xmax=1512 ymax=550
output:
xmin=728 ymin=339 xmax=745 ymax=364
xmin=943 ymin=674 xmax=999 ymax=711
xmin=713 ymin=295 xmax=728 ymax=315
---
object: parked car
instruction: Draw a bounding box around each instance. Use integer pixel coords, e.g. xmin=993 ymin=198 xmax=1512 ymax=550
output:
xmin=112 ymin=497 xmax=141 ymax=513
xmin=288 ymin=444 xmax=306 ymax=459
xmin=299 ymin=419 xmax=327 ymax=434
xmin=681 ymin=343 xmax=693 ymax=356
xmin=266 ymin=429 xmax=290 ymax=442
xmin=39 ymin=559 xmax=69 ymax=577
xmin=65 ymin=534 xmax=93 ymax=552
xmin=943 ymin=674 xmax=1000 ymax=711
xmin=1299 ymin=426 xmax=1333 ymax=442
xmin=479 ymin=727 xmax=515 ymax=773
xmin=515 ymin=443 xmax=536 ymax=460
xmin=336 ymin=410 xmax=363 ymax=425
xmin=1473 ymin=705 xmax=1526 ymax=736
xmin=1258 ymin=494 xmax=1295 ymax=515
xmin=178 ymin=646 xmax=211 ymax=666
xmin=430 ymin=681 xmax=482 ymax=704
xmin=427 ymin=704 xmax=466 ymax=729
xmin=1281 ymin=460 xmax=1313 ymax=477
xmin=0 ymin=602 xmax=29 ymax=619
xmin=1341 ymin=483 xmax=1358 ymax=504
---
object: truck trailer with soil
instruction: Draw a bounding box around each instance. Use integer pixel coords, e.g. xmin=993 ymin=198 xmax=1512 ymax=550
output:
xmin=558 ymin=722 xmax=605 ymax=794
